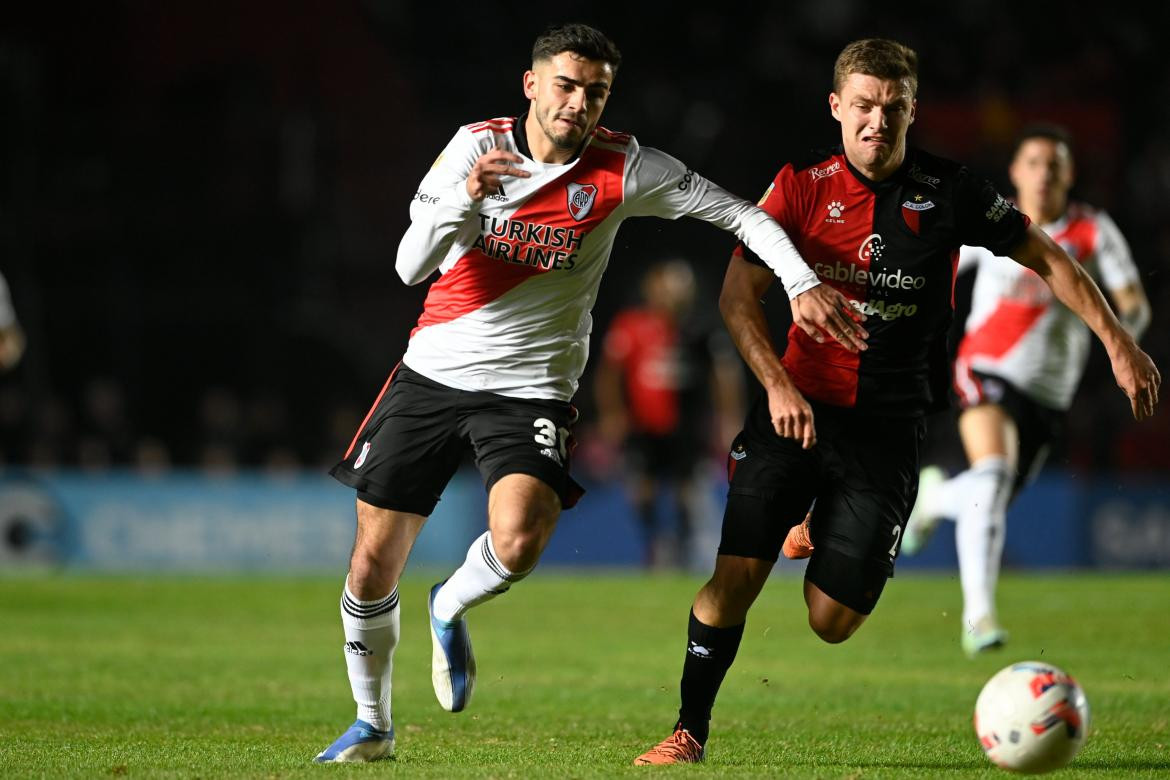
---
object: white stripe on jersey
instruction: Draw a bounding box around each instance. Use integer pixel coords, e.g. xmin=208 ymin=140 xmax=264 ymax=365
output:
xmin=956 ymin=203 xmax=1139 ymax=410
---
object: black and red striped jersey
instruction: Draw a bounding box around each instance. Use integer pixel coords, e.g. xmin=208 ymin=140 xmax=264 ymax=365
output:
xmin=740 ymin=146 xmax=1030 ymax=416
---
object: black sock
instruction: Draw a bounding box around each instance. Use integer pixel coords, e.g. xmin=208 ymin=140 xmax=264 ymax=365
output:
xmin=676 ymin=609 xmax=745 ymax=746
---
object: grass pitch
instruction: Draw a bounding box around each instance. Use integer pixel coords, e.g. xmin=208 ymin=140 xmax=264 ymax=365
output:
xmin=1 ymin=571 xmax=1168 ymax=778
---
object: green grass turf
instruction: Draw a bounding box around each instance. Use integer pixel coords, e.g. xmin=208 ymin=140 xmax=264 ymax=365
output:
xmin=1 ymin=571 xmax=1168 ymax=778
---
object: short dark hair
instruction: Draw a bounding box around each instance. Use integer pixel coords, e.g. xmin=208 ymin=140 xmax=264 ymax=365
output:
xmin=1011 ymin=122 xmax=1073 ymax=160
xmin=834 ymin=38 xmax=918 ymax=97
xmin=532 ymin=23 xmax=622 ymax=71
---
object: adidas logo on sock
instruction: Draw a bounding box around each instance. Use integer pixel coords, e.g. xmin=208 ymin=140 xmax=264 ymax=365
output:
xmin=344 ymin=640 xmax=372 ymax=656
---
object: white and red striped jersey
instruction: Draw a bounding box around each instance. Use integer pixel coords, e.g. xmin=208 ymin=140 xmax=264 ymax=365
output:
xmin=395 ymin=116 xmax=817 ymax=401
xmin=954 ymin=202 xmax=1139 ymax=410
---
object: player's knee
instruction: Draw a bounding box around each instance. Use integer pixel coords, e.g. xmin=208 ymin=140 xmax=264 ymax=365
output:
xmin=489 ymin=526 xmax=548 ymax=573
xmin=703 ymin=565 xmax=769 ymax=620
xmin=807 ymin=611 xmax=862 ymax=644
xmin=347 ymin=552 xmax=393 ymax=596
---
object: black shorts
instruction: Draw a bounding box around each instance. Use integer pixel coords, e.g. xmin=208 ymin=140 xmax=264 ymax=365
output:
xmin=330 ymin=364 xmax=584 ymax=516
xmin=960 ymin=371 xmax=1064 ymax=498
xmin=718 ymin=396 xmax=925 ymax=613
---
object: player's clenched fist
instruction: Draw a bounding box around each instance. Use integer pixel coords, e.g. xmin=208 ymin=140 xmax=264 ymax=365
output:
xmin=466 ymin=149 xmax=531 ymax=201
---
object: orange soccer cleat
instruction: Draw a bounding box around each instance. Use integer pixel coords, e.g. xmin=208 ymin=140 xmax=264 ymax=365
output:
xmin=781 ymin=513 xmax=814 ymax=560
xmin=633 ymin=727 xmax=705 ymax=765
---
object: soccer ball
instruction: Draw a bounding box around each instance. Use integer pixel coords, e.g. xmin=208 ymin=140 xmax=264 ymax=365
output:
xmin=974 ymin=661 xmax=1090 ymax=774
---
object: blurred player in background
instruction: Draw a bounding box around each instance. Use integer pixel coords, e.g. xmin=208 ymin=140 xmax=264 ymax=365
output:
xmin=0 ymin=270 xmax=25 ymax=372
xmin=315 ymin=22 xmax=867 ymax=763
xmin=634 ymin=39 xmax=1160 ymax=765
xmin=595 ymin=259 xmax=743 ymax=569
xmin=901 ymin=124 xmax=1153 ymax=656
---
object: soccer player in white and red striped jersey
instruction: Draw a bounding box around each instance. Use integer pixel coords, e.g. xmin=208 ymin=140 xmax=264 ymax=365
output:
xmin=901 ymin=124 xmax=1153 ymax=656
xmin=313 ymin=22 xmax=869 ymax=763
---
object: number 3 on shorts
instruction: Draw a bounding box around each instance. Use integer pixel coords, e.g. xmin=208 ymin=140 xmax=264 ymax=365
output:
xmin=533 ymin=418 xmax=569 ymax=460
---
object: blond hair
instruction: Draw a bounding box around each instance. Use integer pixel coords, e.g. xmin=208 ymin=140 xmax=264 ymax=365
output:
xmin=833 ymin=39 xmax=918 ymax=97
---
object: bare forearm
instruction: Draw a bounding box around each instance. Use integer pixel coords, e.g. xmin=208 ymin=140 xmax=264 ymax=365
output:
xmin=720 ymin=295 xmax=790 ymax=391
xmin=1042 ymin=255 xmax=1134 ymax=359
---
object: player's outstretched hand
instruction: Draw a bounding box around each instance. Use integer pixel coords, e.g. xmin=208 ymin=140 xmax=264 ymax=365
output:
xmin=1112 ymin=343 xmax=1161 ymax=420
xmin=767 ymin=379 xmax=816 ymax=449
xmin=790 ymin=285 xmax=868 ymax=352
xmin=466 ymin=148 xmax=530 ymax=201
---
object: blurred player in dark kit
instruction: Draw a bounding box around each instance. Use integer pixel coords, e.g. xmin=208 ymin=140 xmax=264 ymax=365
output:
xmin=596 ymin=259 xmax=743 ymax=568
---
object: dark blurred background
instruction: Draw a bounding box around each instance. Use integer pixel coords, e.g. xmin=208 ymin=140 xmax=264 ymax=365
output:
xmin=1 ymin=1 xmax=1168 ymax=476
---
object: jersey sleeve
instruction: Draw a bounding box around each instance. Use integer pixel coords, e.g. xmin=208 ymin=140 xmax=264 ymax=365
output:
xmin=955 ymin=170 xmax=1030 ymax=256
xmin=1092 ymin=210 xmax=1141 ymax=291
xmin=394 ymin=127 xmax=485 ymax=285
xmin=735 ymin=165 xmax=802 ymax=270
xmin=620 ymin=143 xmax=709 ymax=220
xmin=624 ymin=147 xmax=818 ymax=298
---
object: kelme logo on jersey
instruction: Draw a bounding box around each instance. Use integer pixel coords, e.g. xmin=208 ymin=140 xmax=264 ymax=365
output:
xmin=354 ymin=441 xmax=371 ymax=469
xmin=567 ymin=182 xmax=598 ymax=221
xmin=825 ymin=200 xmax=845 ymax=224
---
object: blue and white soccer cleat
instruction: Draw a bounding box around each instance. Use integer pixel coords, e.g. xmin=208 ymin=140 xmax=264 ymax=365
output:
xmin=314 ymin=719 xmax=394 ymax=763
xmin=428 ymin=581 xmax=476 ymax=712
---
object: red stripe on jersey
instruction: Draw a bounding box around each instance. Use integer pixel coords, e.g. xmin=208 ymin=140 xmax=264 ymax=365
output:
xmin=782 ymin=328 xmax=863 ymax=407
xmin=594 ymin=126 xmax=631 ymax=144
xmin=957 ymin=298 xmax=1048 ymax=362
xmin=1049 ymin=208 xmax=1098 ymax=264
xmin=343 ymin=362 xmax=401 ymax=460
xmin=411 ymin=145 xmax=627 ymax=335
xmin=469 ymin=124 xmax=514 ymax=135
xmin=468 ymin=118 xmax=514 ymax=134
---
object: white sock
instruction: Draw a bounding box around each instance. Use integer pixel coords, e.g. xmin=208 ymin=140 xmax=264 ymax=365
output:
xmin=926 ymin=471 xmax=966 ymax=524
xmin=340 ymin=579 xmax=399 ymax=731
xmin=432 ymin=531 xmax=531 ymax=623
xmin=955 ymin=456 xmax=1012 ymax=628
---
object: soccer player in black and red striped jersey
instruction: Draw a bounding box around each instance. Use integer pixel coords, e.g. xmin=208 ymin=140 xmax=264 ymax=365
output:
xmin=634 ymin=38 xmax=1160 ymax=765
